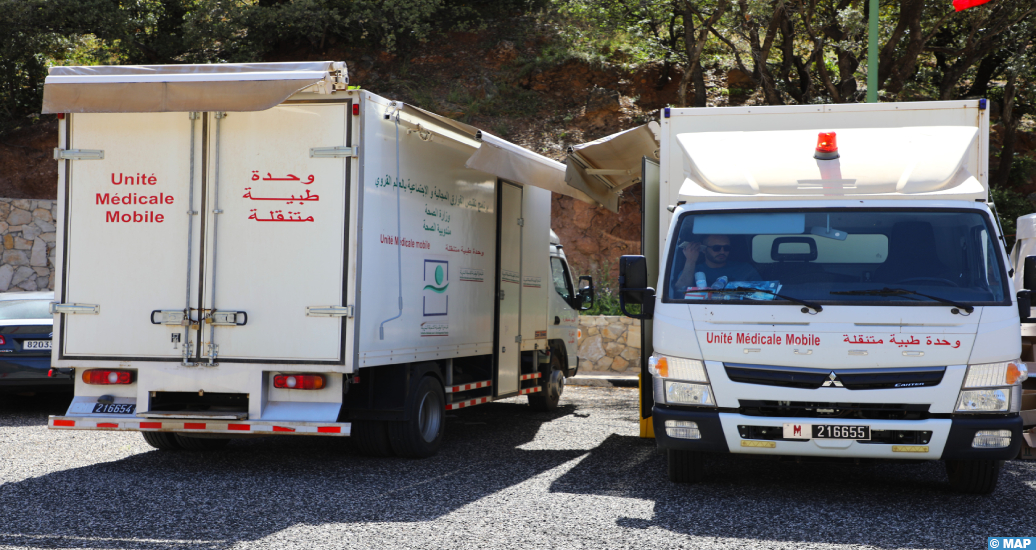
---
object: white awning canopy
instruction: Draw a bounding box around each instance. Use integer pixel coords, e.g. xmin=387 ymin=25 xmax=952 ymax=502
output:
xmin=401 ymin=104 xmax=595 ymax=204
xmin=565 ymin=122 xmax=660 ymax=213
xmin=42 ymin=62 xmax=348 ymax=114
xmin=677 ymin=126 xmax=981 ymax=199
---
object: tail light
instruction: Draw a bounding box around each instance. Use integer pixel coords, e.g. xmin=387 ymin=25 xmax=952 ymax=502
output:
xmin=82 ymin=369 xmax=133 ymax=385
xmin=273 ymin=373 xmax=326 ymax=390
xmin=814 ymin=131 xmax=839 ymax=160
xmin=0 ymin=335 xmax=5 ymax=345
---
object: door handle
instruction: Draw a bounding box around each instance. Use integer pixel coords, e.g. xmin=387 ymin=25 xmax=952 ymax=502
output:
xmin=554 ymin=316 xmax=561 ymax=325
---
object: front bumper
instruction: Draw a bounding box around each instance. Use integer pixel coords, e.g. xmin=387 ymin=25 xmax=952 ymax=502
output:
xmin=653 ymin=405 xmax=1023 ymax=460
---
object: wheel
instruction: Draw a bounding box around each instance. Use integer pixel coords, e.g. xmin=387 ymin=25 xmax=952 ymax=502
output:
xmin=141 ymin=431 xmax=181 ymax=450
xmin=173 ymin=434 xmax=230 ymax=451
xmin=667 ymin=449 xmax=706 ymax=483
xmin=529 ymin=352 xmax=564 ymax=411
xmin=945 ymin=459 xmax=1001 ymax=494
xmin=387 ymin=375 xmax=445 ymax=458
xmin=351 ymin=420 xmax=394 ymax=457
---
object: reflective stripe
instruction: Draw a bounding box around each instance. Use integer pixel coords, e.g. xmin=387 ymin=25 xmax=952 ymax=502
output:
xmin=445 ymin=397 xmax=491 ymax=410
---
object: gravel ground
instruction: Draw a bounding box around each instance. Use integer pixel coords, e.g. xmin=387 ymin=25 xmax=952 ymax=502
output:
xmin=1 ymin=387 xmax=1034 ymax=550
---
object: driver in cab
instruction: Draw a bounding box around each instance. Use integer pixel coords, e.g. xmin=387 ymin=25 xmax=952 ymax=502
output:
xmin=673 ymin=234 xmax=760 ymax=297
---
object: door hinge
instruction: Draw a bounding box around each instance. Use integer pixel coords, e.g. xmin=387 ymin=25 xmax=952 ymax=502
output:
xmin=310 ymin=146 xmax=357 ymax=159
xmin=53 ymin=148 xmax=103 ymax=161
xmin=306 ymin=305 xmax=354 ymax=318
xmin=50 ymin=303 xmax=99 ymax=315
xmin=498 ymin=289 xmax=506 ymax=300
xmin=515 ymin=335 xmax=522 ymax=343
xmin=517 ymin=218 xmax=524 ymax=227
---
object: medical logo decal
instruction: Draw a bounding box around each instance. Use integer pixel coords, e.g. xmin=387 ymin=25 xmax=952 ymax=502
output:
xmin=423 ymin=259 xmax=448 ymax=316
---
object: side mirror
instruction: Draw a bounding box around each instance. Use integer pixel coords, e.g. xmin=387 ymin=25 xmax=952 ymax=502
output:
xmin=1019 ymin=290 xmax=1032 ymax=322
xmin=576 ymin=275 xmax=595 ymax=311
xmin=1025 ymin=256 xmax=1036 ymax=291
xmin=618 ymin=255 xmax=654 ymax=320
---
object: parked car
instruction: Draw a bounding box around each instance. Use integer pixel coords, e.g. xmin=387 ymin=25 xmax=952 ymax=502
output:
xmin=0 ymin=291 xmax=69 ymax=393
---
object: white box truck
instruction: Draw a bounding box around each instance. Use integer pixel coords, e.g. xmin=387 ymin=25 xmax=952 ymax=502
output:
xmin=42 ymin=61 xmax=594 ymax=457
xmin=581 ymin=100 xmax=1030 ymax=493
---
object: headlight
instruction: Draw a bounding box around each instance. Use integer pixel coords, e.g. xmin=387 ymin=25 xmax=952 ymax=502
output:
xmin=955 ymin=389 xmax=1009 ymax=413
xmin=665 ymin=381 xmax=715 ymax=406
xmin=649 ymin=355 xmax=708 ymax=382
xmin=962 ymin=361 xmax=1028 ymax=388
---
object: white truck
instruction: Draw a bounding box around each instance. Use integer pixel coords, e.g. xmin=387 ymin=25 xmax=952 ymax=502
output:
xmin=42 ymin=61 xmax=593 ymax=457
xmin=596 ymin=100 xmax=1029 ymax=493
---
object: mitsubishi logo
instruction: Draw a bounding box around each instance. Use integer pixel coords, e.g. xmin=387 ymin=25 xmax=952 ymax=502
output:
xmin=822 ymin=371 xmax=844 ymax=387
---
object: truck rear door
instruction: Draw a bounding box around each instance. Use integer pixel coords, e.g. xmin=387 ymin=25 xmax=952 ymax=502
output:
xmin=198 ymin=102 xmax=352 ymax=363
xmin=57 ymin=112 xmax=200 ymax=360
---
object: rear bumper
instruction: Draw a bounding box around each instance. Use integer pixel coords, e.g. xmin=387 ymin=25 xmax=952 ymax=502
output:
xmin=653 ymin=405 xmax=1023 ymax=460
xmin=49 ymin=415 xmax=351 ymax=436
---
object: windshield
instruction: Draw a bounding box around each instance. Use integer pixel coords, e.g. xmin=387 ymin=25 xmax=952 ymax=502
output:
xmin=664 ymin=208 xmax=1009 ymax=306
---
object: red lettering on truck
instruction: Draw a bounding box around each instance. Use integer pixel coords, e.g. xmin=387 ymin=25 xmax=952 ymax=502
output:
xmin=96 ymin=193 xmax=174 ymax=205
xmin=105 ymin=211 xmax=165 ymax=223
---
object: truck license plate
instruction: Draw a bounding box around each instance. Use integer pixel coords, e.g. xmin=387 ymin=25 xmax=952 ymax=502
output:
xmin=782 ymin=423 xmax=870 ymax=440
xmin=22 ymin=340 xmax=51 ymax=350
xmin=92 ymin=403 xmax=136 ymax=414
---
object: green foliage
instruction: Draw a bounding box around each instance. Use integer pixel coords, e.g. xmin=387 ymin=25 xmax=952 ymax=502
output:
xmin=580 ymin=261 xmax=624 ymax=316
xmin=990 ymin=186 xmax=1035 ymax=252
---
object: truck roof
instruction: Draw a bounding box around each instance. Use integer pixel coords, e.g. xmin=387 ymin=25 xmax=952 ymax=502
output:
xmin=677 ymin=126 xmax=982 ymax=201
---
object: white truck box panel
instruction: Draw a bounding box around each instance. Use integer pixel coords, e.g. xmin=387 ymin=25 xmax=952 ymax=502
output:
xmin=521 ymin=186 xmax=551 ymax=351
xmin=356 ymin=93 xmax=496 ymax=366
xmin=59 ymin=112 xmax=201 ymax=358
xmin=199 ymin=104 xmax=350 ymax=362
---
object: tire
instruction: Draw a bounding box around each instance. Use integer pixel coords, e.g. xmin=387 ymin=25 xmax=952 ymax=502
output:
xmin=945 ymin=459 xmax=1002 ymax=494
xmin=528 ymin=352 xmax=564 ymax=411
xmin=352 ymin=420 xmax=394 ymax=457
xmin=141 ymin=431 xmax=181 ymax=450
xmin=173 ymin=434 xmax=230 ymax=451
xmin=388 ymin=375 xmax=445 ymax=458
xmin=667 ymin=449 xmax=706 ymax=483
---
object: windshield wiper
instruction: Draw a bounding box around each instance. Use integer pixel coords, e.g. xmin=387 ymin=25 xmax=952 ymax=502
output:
xmin=706 ymin=287 xmax=823 ymax=313
xmin=829 ymin=287 xmax=974 ymax=314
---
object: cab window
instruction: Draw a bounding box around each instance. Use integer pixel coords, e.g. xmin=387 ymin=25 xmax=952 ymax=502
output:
xmin=551 ymin=257 xmax=573 ymax=300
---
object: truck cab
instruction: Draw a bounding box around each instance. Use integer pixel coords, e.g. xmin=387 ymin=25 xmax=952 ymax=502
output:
xmin=616 ymin=101 xmax=1029 ymax=494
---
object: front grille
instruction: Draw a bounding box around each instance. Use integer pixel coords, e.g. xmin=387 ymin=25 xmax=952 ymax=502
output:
xmin=737 ymin=424 xmax=932 ymax=444
xmin=725 ymin=364 xmax=945 ymax=390
xmin=739 ymin=400 xmax=931 ymax=420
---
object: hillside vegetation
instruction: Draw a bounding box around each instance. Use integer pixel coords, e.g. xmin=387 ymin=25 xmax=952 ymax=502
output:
xmin=1 ymin=0 xmax=1034 ymax=298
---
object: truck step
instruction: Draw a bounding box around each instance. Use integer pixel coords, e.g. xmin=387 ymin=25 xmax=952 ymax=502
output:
xmin=445 ymin=397 xmax=492 ymax=410
xmin=49 ymin=416 xmax=351 ymax=436
xmin=519 ymin=372 xmax=543 ymax=381
xmin=444 ymin=380 xmax=492 ymax=393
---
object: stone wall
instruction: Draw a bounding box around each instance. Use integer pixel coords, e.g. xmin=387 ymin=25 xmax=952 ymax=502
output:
xmin=0 ymin=199 xmax=57 ymax=292
xmin=577 ymin=315 xmax=641 ymax=374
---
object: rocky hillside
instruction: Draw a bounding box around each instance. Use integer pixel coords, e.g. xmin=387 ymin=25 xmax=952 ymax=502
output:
xmin=2 ymin=24 xmax=1035 ymax=289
